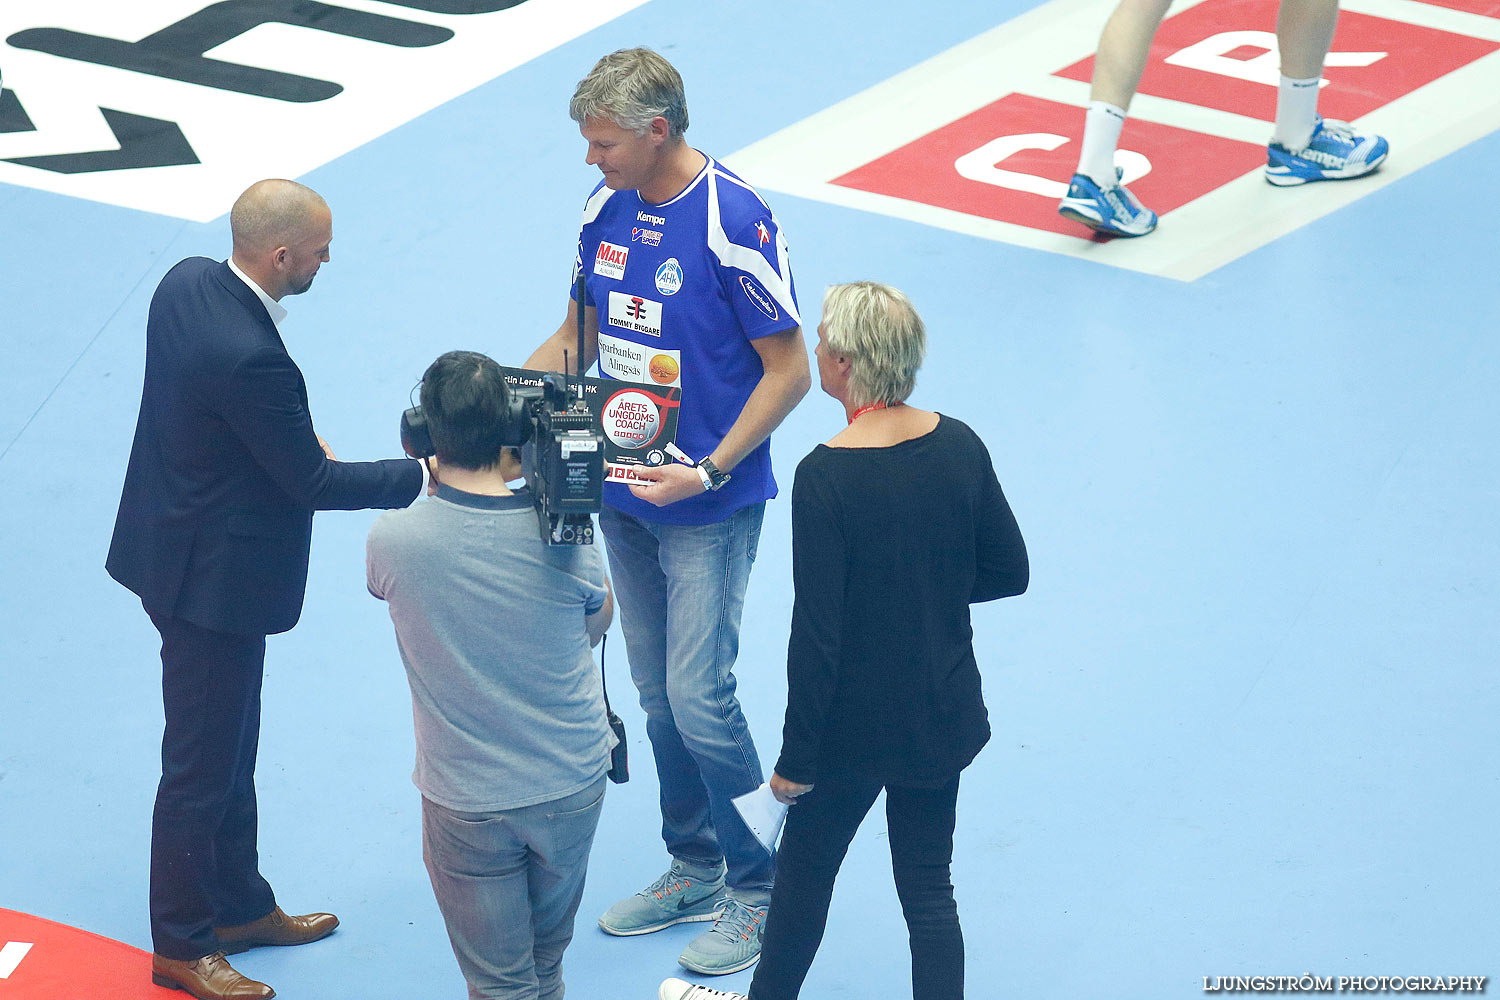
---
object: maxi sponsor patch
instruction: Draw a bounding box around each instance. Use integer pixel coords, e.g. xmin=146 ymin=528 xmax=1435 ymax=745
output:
xmin=594 ymin=241 xmax=629 ymax=280
xmin=0 ymin=0 xmax=648 ymax=221
xmin=726 ymin=0 xmax=1500 ymax=280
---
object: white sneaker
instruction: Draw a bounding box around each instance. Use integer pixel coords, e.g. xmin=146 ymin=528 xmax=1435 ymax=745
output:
xmin=659 ymin=977 xmax=748 ymax=1000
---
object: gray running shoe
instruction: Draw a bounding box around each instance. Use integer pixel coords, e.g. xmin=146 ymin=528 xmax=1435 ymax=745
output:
xmin=677 ymin=896 xmax=767 ymax=975
xmin=598 ymin=861 xmax=726 ymax=936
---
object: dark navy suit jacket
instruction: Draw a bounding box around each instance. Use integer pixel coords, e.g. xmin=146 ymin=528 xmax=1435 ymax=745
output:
xmin=107 ymin=257 xmax=421 ymax=635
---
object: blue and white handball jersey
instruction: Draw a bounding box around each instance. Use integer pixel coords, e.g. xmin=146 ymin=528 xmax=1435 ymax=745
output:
xmin=570 ymin=154 xmax=800 ymax=526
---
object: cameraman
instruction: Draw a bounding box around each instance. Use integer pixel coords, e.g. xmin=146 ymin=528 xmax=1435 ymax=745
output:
xmin=366 ymin=350 xmax=614 ymax=1000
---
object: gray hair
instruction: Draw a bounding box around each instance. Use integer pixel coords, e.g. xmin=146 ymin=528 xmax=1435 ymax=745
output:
xmin=230 ymin=178 xmax=327 ymax=255
xmin=821 ymin=282 xmax=927 ymax=408
xmin=569 ymin=47 xmax=689 ymax=138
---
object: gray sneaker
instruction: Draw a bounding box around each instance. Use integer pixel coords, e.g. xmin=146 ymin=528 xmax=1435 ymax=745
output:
xmin=677 ymin=896 xmax=767 ymax=975
xmin=598 ymin=861 xmax=726 ymax=936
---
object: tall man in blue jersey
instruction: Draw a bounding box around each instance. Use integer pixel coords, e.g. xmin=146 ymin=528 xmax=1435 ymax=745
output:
xmin=525 ymin=47 xmax=810 ymax=976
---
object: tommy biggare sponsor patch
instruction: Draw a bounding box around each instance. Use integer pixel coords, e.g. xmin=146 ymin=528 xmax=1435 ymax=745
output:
xmin=606 ymin=291 xmax=663 ymax=337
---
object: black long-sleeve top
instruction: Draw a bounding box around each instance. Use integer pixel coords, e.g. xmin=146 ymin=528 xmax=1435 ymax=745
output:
xmin=774 ymin=414 xmax=1029 ymax=787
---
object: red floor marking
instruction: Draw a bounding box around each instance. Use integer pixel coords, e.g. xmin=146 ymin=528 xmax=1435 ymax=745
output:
xmin=0 ymin=909 xmax=176 ymax=999
xmin=831 ymin=93 xmax=1265 ymax=238
xmin=1055 ymin=0 xmax=1499 ymax=121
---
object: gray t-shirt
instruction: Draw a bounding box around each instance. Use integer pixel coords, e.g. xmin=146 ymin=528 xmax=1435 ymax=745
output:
xmin=367 ymin=485 xmax=612 ymax=811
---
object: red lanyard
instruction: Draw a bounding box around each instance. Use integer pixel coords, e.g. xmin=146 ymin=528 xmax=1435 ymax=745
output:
xmin=848 ymin=400 xmax=902 ymax=424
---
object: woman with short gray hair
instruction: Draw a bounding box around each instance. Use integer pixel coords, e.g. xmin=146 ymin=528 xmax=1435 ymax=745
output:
xmin=662 ymin=283 xmax=1030 ymax=1000
xmin=816 ymin=281 xmax=926 ymax=408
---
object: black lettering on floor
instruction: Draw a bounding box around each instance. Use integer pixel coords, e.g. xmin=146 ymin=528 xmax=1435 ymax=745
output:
xmin=7 ymin=0 xmax=455 ymax=103
xmin=4 ymin=108 xmax=199 ymax=173
xmin=0 ymin=89 xmax=37 ymax=134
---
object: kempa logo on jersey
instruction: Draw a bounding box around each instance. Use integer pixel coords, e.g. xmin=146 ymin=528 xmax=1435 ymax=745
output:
xmin=0 ymin=0 xmax=648 ymax=220
xmin=607 ymin=290 xmax=663 ymax=337
xmin=655 ymin=258 xmax=683 ymax=296
xmin=594 ymin=241 xmax=628 ymax=280
xmin=636 ymin=210 xmax=666 ymax=226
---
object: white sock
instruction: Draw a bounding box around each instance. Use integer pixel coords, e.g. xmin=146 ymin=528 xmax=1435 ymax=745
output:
xmin=1272 ymin=75 xmax=1321 ymax=149
xmin=1076 ymin=101 xmax=1127 ymax=186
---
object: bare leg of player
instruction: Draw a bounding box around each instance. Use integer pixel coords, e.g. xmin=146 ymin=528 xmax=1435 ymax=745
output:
xmin=1090 ymin=0 xmax=1175 ymax=110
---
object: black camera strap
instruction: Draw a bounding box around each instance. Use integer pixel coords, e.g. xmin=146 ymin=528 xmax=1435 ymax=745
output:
xmin=600 ymin=633 xmax=612 ymax=713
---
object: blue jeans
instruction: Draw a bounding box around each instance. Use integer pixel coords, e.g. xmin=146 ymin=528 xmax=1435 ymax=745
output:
xmin=421 ymin=776 xmax=607 ymax=1000
xmin=599 ymin=502 xmax=774 ymax=902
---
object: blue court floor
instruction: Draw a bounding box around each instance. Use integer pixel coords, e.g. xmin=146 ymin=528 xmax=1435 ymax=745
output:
xmin=2 ymin=1 xmax=1497 ymax=998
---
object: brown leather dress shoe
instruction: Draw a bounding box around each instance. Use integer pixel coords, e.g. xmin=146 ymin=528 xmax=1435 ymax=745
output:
xmin=214 ymin=906 xmax=339 ymax=954
xmin=151 ymin=952 xmax=275 ymax=999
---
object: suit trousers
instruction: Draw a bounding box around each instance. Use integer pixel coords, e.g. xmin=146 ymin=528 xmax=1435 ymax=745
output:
xmin=148 ymin=610 xmax=277 ymax=960
xmin=747 ymin=774 xmax=964 ymax=1000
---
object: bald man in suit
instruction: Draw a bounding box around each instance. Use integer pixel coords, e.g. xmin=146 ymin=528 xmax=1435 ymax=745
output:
xmin=107 ymin=179 xmax=423 ymax=1000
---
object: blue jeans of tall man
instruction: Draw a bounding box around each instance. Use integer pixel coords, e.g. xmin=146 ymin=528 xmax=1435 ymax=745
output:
xmin=599 ymin=503 xmax=775 ymax=903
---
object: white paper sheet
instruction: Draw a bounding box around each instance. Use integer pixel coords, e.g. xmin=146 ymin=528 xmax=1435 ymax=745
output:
xmin=732 ymin=782 xmax=790 ymax=853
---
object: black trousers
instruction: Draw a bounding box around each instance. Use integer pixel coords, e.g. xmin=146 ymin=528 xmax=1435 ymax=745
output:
xmin=149 ymin=611 xmax=277 ymax=960
xmin=748 ymin=773 xmax=964 ymax=1000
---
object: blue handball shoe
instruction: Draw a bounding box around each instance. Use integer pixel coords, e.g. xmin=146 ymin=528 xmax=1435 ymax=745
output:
xmin=1057 ymin=167 xmax=1158 ymax=237
xmin=1265 ymin=118 xmax=1389 ymax=186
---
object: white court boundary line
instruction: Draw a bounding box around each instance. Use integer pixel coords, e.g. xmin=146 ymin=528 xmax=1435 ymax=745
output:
xmin=726 ymin=0 xmax=1500 ymax=281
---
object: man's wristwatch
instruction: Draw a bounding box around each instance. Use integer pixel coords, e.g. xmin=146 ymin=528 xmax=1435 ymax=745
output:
xmin=697 ymin=457 xmax=731 ymax=492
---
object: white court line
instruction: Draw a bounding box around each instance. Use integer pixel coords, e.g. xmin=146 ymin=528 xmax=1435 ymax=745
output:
xmin=0 ymin=941 xmax=35 ymax=979
xmin=727 ymin=0 xmax=1500 ymax=280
